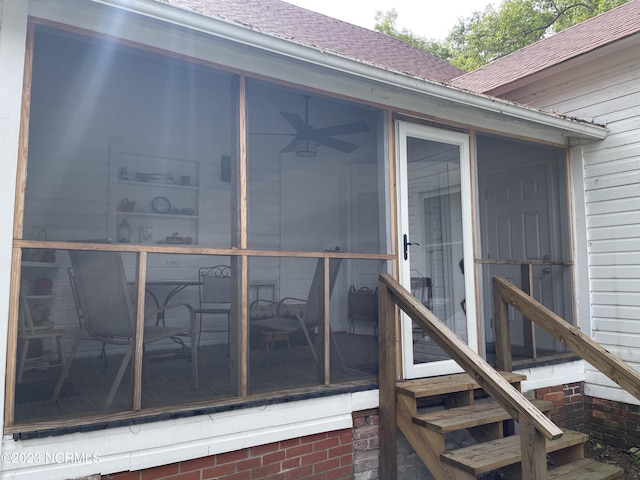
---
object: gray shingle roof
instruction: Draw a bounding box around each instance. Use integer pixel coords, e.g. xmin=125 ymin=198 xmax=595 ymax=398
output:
xmin=451 ymin=0 xmax=640 ymax=93
xmin=156 ymin=0 xmax=465 ymax=83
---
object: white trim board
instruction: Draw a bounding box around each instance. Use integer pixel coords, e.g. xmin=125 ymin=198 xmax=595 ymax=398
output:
xmin=0 ymin=390 xmax=379 ymax=480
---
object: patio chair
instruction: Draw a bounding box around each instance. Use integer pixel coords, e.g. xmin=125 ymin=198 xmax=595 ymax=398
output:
xmin=51 ymin=250 xmax=198 ymax=409
xmin=195 ymin=265 xmax=231 ymax=349
xmin=411 ymin=276 xmax=433 ymax=310
xmin=250 ymin=257 xmax=346 ymax=372
xmin=347 ymin=286 xmax=378 ymax=336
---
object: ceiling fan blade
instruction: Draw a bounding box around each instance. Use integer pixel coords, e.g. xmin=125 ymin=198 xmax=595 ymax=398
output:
xmin=279 ymin=112 xmax=308 ymax=133
xmin=315 ymin=121 xmax=370 ymax=137
xmin=250 ymin=132 xmax=295 ymax=136
xmin=279 ymin=137 xmax=301 ymax=153
xmin=316 ymin=135 xmax=360 ymax=153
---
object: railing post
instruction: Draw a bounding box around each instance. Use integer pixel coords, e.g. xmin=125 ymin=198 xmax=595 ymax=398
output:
xmin=492 ymin=277 xmax=512 ymax=372
xmin=520 ymin=418 xmax=548 ymax=480
xmin=521 ymin=263 xmax=536 ymax=359
xmin=378 ymin=279 xmax=397 ymax=479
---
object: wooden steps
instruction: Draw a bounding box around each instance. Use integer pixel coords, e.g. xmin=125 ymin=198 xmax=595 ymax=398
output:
xmin=397 ymin=371 xmax=526 ymax=399
xmin=413 ymin=398 xmax=552 ymax=432
xmin=440 ymin=430 xmax=587 ymax=475
xmin=396 ymin=372 xmax=623 ymax=480
xmin=548 ymin=459 xmax=624 ymax=480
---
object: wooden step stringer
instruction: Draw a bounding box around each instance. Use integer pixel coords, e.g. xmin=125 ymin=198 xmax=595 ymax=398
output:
xmin=395 ymin=372 xmax=623 ymax=480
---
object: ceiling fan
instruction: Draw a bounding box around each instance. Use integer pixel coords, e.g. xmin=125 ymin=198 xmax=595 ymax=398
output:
xmin=278 ymin=95 xmax=370 ymax=157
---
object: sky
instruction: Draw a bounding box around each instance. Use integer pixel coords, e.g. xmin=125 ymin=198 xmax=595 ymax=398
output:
xmin=284 ymin=0 xmax=495 ymax=41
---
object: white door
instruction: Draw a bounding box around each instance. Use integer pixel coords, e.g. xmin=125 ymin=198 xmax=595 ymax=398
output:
xmin=480 ymin=161 xmax=563 ymax=353
xmin=397 ymin=122 xmax=477 ymax=379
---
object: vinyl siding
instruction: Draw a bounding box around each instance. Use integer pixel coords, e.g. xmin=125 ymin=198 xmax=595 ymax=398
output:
xmin=501 ymin=38 xmax=640 ymax=404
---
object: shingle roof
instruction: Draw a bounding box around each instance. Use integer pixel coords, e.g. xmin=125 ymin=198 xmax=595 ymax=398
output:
xmin=155 ymin=0 xmax=465 ymax=83
xmin=451 ymin=0 xmax=640 ymax=93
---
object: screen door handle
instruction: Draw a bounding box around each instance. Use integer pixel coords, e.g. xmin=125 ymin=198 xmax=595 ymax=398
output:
xmin=403 ymin=234 xmax=419 ymax=261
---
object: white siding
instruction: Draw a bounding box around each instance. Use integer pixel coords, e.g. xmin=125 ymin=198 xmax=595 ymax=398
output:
xmin=503 ymin=38 xmax=640 ymax=405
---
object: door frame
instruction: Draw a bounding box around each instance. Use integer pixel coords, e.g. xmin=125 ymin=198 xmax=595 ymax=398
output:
xmin=396 ymin=121 xmax=477 ymax=379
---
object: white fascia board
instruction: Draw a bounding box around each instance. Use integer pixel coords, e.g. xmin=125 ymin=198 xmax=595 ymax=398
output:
xmin=585 ymin=382 xmax=640 ymax=407
xmin=516 ymin=360 xmax=586 ymax=392
xmin=85 ymin=0 xmax=607 ymax=142
xmin=0 ymin=389 xmax=378 ymax=480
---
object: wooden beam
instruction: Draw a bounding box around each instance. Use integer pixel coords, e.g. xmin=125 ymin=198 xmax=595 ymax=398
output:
xmin=230 ymin=254 xmax=248 ymax=397
xmin=318 ymin=257 xmax=330 ymax=384
xmin=133 ymin=251 xmax=148 ymax=410
xmin=520 ymin=419 xmax=548 ymax=480
xmin=492 ymin=276 xmax=511 ymax=372
xmin=4 ymin=248 xmax=23 ymax=427
xmin=378 ymin=281 xmax=398 ymax=479
xmin=520 ymin=264 xmax=535 ymax=359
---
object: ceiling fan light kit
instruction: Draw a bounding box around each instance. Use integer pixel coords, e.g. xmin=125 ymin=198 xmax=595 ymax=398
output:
xmin=295 ymin=138 xmax=318 ymax=157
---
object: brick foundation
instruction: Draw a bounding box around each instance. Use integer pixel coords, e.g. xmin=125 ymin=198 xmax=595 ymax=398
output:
xmin=104 ymin=428 xmax=354 ymax=480
xmin=533 ymin=381 xmax=584 ymax=431
xmin=94 ymin=382 xmax=640 ymax=479
xmin=584 ymin=395 xmax=640 ymax=448
xmin=353 ymin=412 xmax=380 ymax=480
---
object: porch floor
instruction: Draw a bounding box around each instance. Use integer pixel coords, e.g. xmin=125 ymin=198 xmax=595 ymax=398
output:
xmin=13 ymin=332 xmax=379 ymax=426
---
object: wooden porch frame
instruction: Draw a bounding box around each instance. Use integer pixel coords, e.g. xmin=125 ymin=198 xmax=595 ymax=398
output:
xmin=492 ymin=275 xmax=640 ymax=399
xmin=379 ymin=273 xmax=640 ymax=479
xmin=6 ymin=242 xmax=391 ymax=432
xmin=378 ymin=273 xmax=562 ymax=480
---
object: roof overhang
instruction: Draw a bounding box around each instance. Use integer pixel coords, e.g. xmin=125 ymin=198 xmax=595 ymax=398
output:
xmin=88 ymin=0 xmax=608 ymax=142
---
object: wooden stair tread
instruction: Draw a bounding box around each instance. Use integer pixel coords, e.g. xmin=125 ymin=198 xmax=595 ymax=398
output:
xmin=549 ymin=459 xmax=623 ymax=480
xmin=440 ymin=429 xmax=588 ymax=475
xmin=396 ymin=371 xmax=526 ymax=399
xmin=413 ymin=399 xmax=553 ymax=432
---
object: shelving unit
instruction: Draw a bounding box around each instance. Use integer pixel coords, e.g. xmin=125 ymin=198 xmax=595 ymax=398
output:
xmin=18 ymin=260 xmax=64 ymax=379
xmin=20 ymin=260 xmax=58 ymax=298
xmin=108 ymin=147 xmax=201 ymax=245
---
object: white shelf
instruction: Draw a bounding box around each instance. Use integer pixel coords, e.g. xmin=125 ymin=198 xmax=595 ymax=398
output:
xmin=21 ymin=261 xmax=58 ymax=268
xmin=117 ymin=179 xmax=198 ymax=190
xmin=24 ymin=294 xmax=56 ymax=300
xmin=115 ymin=211 xmax=198 ymax=220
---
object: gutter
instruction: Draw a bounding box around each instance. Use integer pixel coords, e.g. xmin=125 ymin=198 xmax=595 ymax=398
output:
xmin=91 ymin=0 xmax=608 ymax=141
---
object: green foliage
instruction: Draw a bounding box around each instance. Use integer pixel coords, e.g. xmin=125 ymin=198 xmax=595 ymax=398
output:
xmin=374 ymin=0 xmax=629 ymax=72
xmin=374 ymin=9 xmax=457 ymax=63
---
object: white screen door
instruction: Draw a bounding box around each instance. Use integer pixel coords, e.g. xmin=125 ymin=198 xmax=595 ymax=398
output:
xmin=396 ymin=122 xmax=477 ymax=378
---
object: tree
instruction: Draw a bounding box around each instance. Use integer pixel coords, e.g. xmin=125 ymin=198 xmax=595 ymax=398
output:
xmin=374 ymin=9 xmax=455 ymax=63
xmin=375 ymin=0 xmax=629 ymax=72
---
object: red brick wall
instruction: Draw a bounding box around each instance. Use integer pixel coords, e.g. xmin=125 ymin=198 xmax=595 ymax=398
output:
xmin=352 ymin=412 xmax=379 ymax=479
xmin=534 ymin=382 xmax=584 ymax=431
xmin=104 ymin=429 xmax=354 ymax=480
xmin=585 ymin=395 xmax=640 ymax=449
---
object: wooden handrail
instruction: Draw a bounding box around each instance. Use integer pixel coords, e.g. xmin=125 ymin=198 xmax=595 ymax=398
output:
xmin=379 ymin=274 xmax=562 ymax=438
xmin=378 ymin=274 xmax=562 ymax=479
xmin=493 ymin=275 xmax=640 ymax=401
